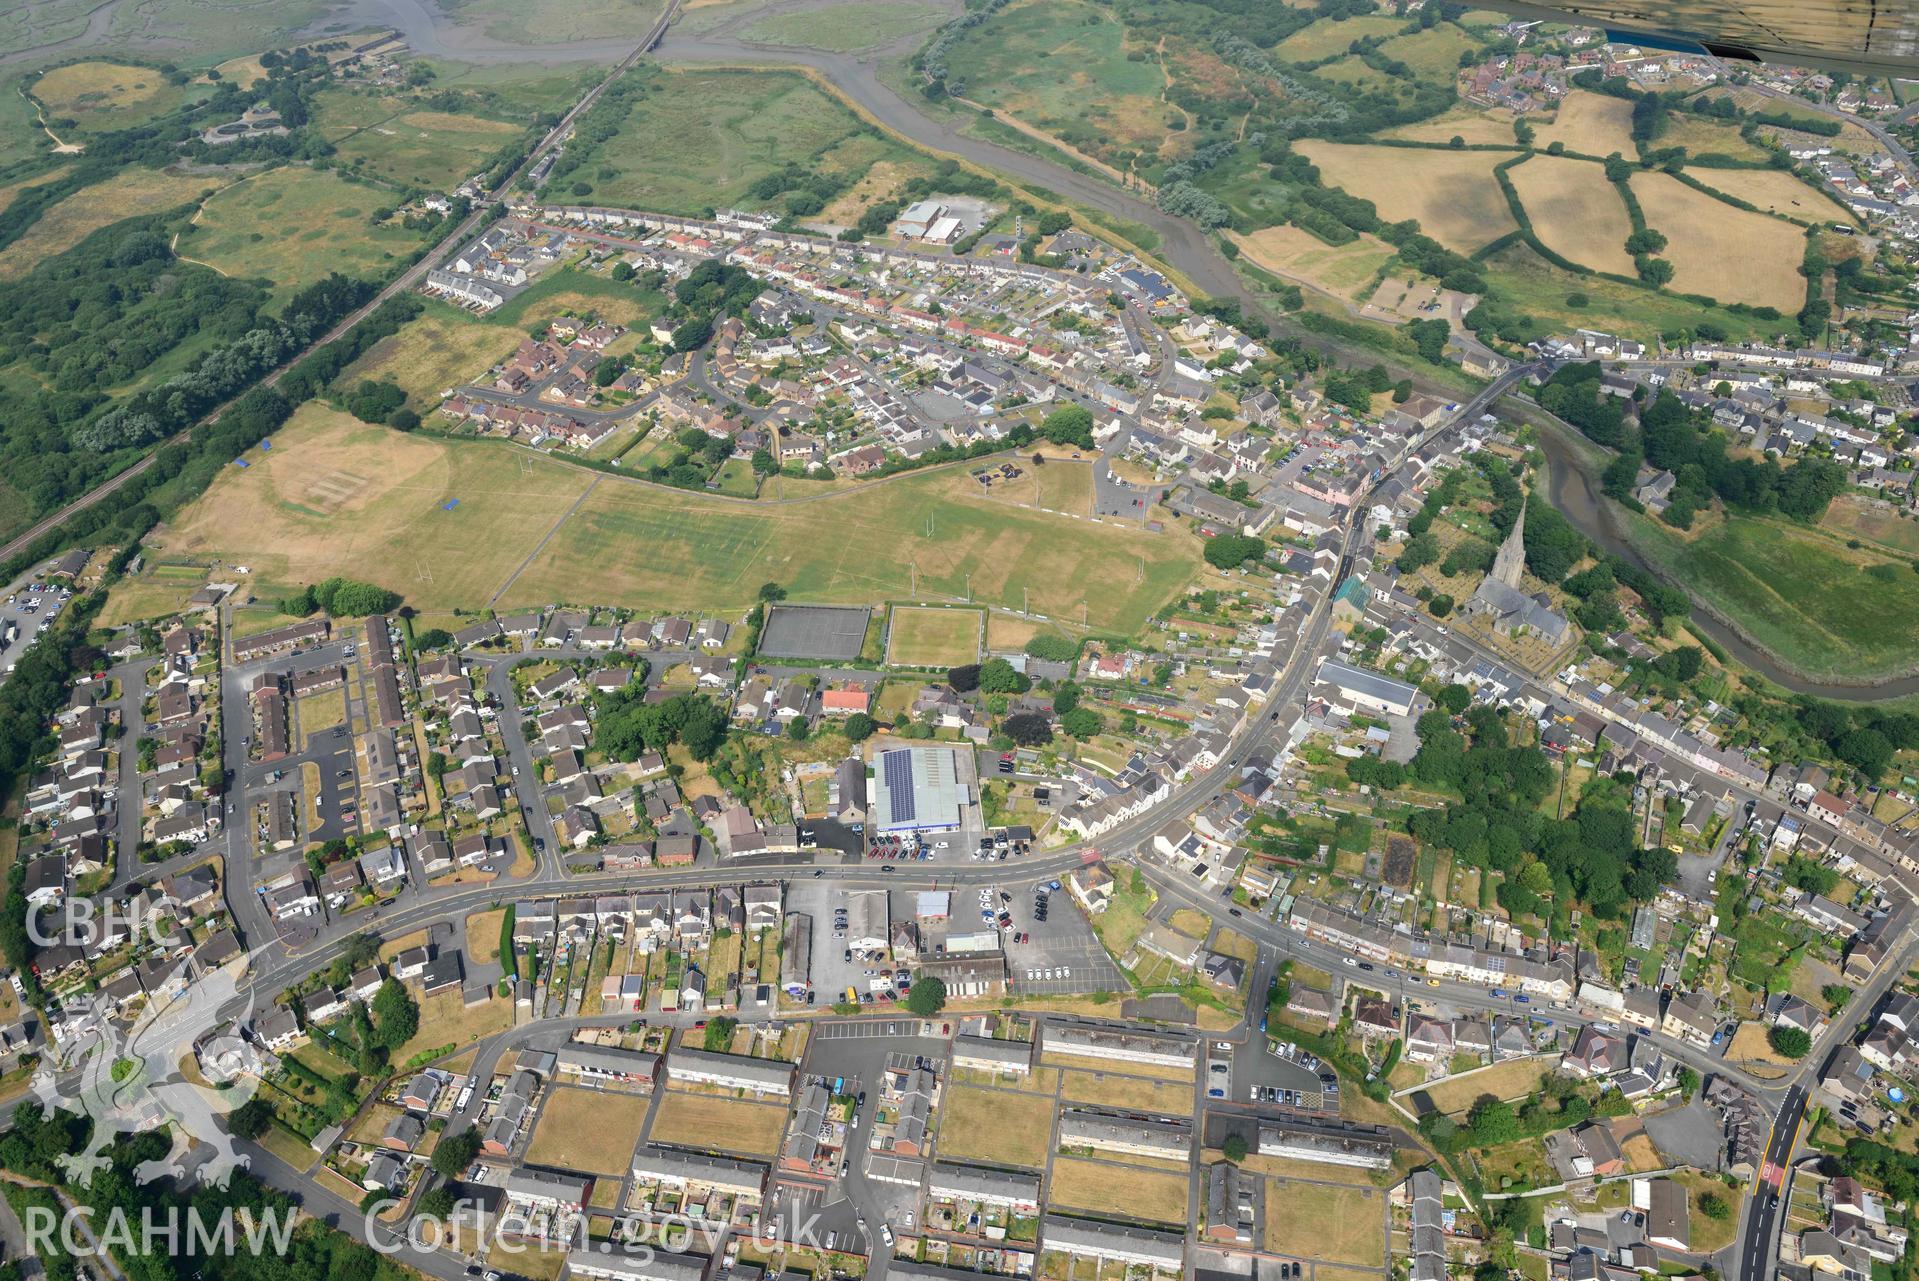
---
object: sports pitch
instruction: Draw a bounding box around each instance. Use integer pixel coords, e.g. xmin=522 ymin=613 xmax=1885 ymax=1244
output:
xmin=156 ymin=408 xmax=1200 ymax=634
xmin=886 ymin=606 xmax=984 ymax=668
xmin=759 ymin=604 xmax=872 ymax=660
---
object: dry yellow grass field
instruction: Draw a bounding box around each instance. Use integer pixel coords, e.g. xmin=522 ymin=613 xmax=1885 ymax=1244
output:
xmin=0 ymin=170 xmax=225 ymax=276
xmin=1042 ymin=1050 xmax=1194 ymax=1081
xmin=341 ymin=304 xmax=519 ymax=406
xmin=394 ymin=989 xmax=513 ymax=1060
xmin=162 ymin=403 xmax=596 ymax=606
xmin=1416 ymin=1055 xmax=1553 ymax=1115
xmin=164 ymin=402 xmax=1198 ymax=633
xmin=0 ymin=166 xmax=71 ymax=215
xmin=1294 ymin=142 xmax=1516 ymax=251
xmin=1534 ymin=89 xmax=1637 ymax=155
xmin=524 ymin=1087 xmax=650 ymax=1174
xmin=34 ymin=61 xmax=175 ymax=122
xmin=936 ymin=1084 xmax=1055 ymax=1167
xmin=649 ymin=1091 xmax=788 ymax=1156
xmin=1687 ymin=167 xmax=1850 ymax=222
xmin=1726 ymin=1021 xmax=1797 ymax=1065
xmin=1058 ymin=1070 xmax=1193 ymax=1113
xmin=1506 ymin=154 xmax=1637 ymax=275
xmin=1630 ymin=171 xmax=1808 ymax=310
xmin=1229 ymin=225 xmax=1397 ymax=299
xmin=1382 ymin=105 xmax=1522 ymax=145
xmin=1048 ymin=1157 xmax=1189 ymax=1225
xmin=1264 ymin=1178 xmax=1386 ymax=1264
xmin=1655 ymin=113 xmax=1769 ymax=161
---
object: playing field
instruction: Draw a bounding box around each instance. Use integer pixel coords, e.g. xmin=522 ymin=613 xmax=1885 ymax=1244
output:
xmin=163 ymin=404 xmax=598 ymax=606
xmin=1047 ymin=1157 xmax=1189 ymax=1225
xmin=163 ymin=408 xmax=1197 ymax=633
xmin=739 ymin=0 xmax=945 ymax=50
xmin=936 ymin=1084 xmax=1055 ymax=1168
xmin=977 ymin=459 xmax=1095 ymax=518
xmin=649 ymin=1090 xmax=788 ymax=1157
xmin=1630 ymin=172 xmax=1808 ymax=310
xmin=887 ymin=606 xmax=984 ymax=668
xmin=1294 ymin=142 xmax=1516 ymax=252
xmin=1626 ymin=509 xmax=1919 ymax=680
xmin=1506 ymin=154 xmax=1637 ymax=275
xmin=0 ymin=169 xmax=227 ymax=277
xmin=508 ymin=461 xmax=1195 ymax=633
xmin=760 ymin=604 xmax=872 ymax=661
xmin=525 ymin=1086 xmax=651 ymax=1174
xmin=1230 ymin=225 xmax=1397 ymax=299
xmin=186 ymin=167 xmax=427 ymax=299
xmin=1686 ymin=166 xmax=1850 ymax=222
xmin=33 ymin=61 xmax=200 ymax=131
xmin=584 ymin=68 xmax=917 ymax=215
xmin=1534 ymin=89 xmax=1636 ymax=155
xmin=1264 ymin=1178 xmax=1386 ymax=1265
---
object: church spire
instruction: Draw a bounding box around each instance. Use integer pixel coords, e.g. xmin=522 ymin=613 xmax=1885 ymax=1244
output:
xmin=1491 ymin=494 xmax=1527 ymax=589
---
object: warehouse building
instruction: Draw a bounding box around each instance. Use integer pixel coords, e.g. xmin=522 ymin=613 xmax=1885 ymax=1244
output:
xmin=871 ymin=745 xmax=966 ymax=833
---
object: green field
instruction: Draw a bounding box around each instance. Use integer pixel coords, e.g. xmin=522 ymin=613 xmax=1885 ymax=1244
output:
xmin=440 ymin=0 xmax=665 ymax=44
xmin=32 ymin=60 xmax=207 ymax=132
xmin=162 ymin=407 xmax=1199 ymax=635
xmin=938 ymin=0 xmax=1172 ymax=173
xmin=887 ymin=606 xmax=985 ymax=667
xmin=1477 ymin=243 xmax=1794 ymax=345
xmin=340 ymin=301 xmax=520 ymax=407
xmin=1272 ymin=14 xmax=1404 ymax=60
xmin=577 ymin=68 xmax=917 ymax=215
xmin=318 ymin=90 xmax=524 ymax=189
xmin=739 ymin=0 xmax=946 ymax=50
xmin=184 ymin=167 xmax=428 ymax=301
xmin=510 ymin=464 xmax=1196 ymax=631
xmin=1626 ymin=510 xmax=1919 ymax=680
xmin=1820 ymin=495 xmax=1919 ymax=558
xmin=1375 ymin=24 xmax=1482 ymax=77
xmin=0 ymin=168 xmax=228 ymax=278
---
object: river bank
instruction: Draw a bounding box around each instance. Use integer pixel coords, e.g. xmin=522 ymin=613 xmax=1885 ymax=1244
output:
xmin=1529 ymin=409 xmax=1919 ymax=702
